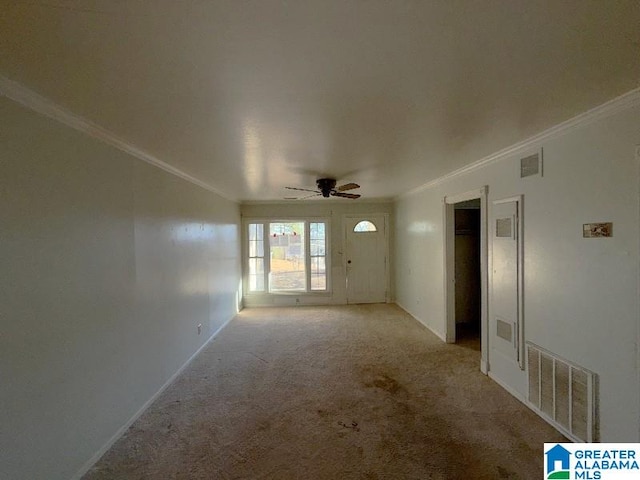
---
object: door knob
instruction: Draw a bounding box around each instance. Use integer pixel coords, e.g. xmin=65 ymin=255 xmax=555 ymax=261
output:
xmin=347 ymin=260 xmax=352 ymax=264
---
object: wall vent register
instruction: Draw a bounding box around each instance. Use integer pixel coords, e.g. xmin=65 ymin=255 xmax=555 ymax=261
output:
xmin=495 ymin=217 xmax=512 ymax=238
xmin=496 ymin=318 xmax=513 ymax=342
xmin=520 ymin=150 xmax=542 ymax=178
xmin=527 ymin=343 xmax=597 ymax=442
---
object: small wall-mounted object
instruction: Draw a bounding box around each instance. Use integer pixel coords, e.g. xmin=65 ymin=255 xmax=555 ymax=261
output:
xmin=520 ymin=148 xmax=543 ymax=178
xmin=583 ymin=223 xmax=612 ymax=238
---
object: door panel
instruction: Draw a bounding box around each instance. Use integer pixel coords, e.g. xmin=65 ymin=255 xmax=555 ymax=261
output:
xmin=491 ymin=199 xmax=522 ymax=367
xmin=345 ymin=215 xmax=387 ymax=304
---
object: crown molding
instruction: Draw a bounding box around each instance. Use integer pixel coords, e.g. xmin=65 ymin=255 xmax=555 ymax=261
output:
xmin=399 ymin=86 xmax=640 ymax=200
xmin=0 ymin=75 xmax=237 ymax=202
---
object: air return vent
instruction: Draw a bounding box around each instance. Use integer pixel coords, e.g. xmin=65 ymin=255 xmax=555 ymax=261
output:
xmin=496 ymin=318 xmax=513 ymax=342
xmin=527 ymin=343 xmax=597 ymax=442
xmin=496 ymin=217 xmax=512 ymax=238
xmin=520 ymin=150 xmax=542 ymax=178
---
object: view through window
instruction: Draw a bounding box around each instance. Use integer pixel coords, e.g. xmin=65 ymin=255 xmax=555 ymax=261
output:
xmin=269 ymin=222 xmax=305 ymax=291
xmin=353 ymin=220 xmax=377 ymax=232
xmin=247 ymin=220 xmax=327 ymax=293
xmin=310 ymin=222 xmax=326 ymax=290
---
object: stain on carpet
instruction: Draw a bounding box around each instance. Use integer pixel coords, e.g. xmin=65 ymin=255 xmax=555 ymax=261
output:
xmin=368 ymin=374 xmax=403 ymax=394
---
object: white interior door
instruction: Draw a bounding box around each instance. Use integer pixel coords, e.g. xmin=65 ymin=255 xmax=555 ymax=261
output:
xmin=491 ymin=198 xmax=524 ymax=369
xmin=345 ymin=215 xmax=388 ymax=304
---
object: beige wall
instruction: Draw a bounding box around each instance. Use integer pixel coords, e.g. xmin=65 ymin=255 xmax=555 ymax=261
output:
xmin=0 ymin=97 xmax=241 ymax=480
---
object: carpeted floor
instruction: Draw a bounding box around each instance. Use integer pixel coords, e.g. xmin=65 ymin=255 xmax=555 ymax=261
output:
xmin=83 ymin=304 xmax=565 ymax=479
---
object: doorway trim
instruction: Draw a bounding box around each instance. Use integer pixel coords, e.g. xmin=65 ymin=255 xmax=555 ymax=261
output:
xmin=443 ymin=186 xmax=489 ymax=374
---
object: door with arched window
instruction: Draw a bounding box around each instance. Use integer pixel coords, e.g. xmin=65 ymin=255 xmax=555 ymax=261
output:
xmin=344 ymin=214 xmax=388 ymax=304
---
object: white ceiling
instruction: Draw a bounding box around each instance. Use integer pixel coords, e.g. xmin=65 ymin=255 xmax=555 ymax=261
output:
xmin=1 ymin=1 xmax=639 ymax=201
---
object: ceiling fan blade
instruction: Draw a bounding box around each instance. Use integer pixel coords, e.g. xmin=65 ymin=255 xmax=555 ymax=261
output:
xmin=331 ymin=192 xmax=361 ymax=199
xmin=337 ymin=182 xmax=360 ymax=191
xmin=284 ymin=186 xmax=320 ymax=193
xmin=284 ymin=193 xmax=321 ymax=200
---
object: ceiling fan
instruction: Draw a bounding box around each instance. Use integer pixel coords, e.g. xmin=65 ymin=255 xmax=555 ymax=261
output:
xmin=285 ymin=178 xmax=361 ymax=200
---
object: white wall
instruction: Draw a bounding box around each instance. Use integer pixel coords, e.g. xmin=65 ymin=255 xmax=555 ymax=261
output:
xmin=395 ymin=98 xmax=640 ymax=441
xmin=0 ymin=97 xmax=241 ymax=480
xmin=241 ymin=201 xmax=393 ymax=306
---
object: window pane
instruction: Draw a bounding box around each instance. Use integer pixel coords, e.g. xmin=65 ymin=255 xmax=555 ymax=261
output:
xmin=249 ymin=223 xmax=264 ymax=257
xmin=310 ymin=222 xmax=325 ymax=239
xmin=269 ymin=222 xmax=306 ymax=291
xmin=311 ymin=239 xmax=325 ymax=256
xmin=309 ymin=222 xmax=327 ymax=291
xmin=353 ymin=220 xmax=377 ymax=232
xmin=311 ymin=256 xmax=326 ymax=290
xmin=248 ymin=222 xmax=265 ymax=292
xmin=251 ymin=237 xmax=263 ymax=257
xmin=249 ymin=224 xmax=264 ymax=256
xmin=248 ymin=258 xmax=265 ymax=292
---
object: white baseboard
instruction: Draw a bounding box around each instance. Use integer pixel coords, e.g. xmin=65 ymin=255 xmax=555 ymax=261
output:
xmin=487 ymin=371 xmax=526 ymax=403
xmin=70 ymin=314 xmax=236 ymax=480
xmin=488 ymin=371 xmax=580 ymax=442
xmin=480 ymin=359 xmax=488 ymax=375
xmin=394 ymin=302 xmax=447 ymax=343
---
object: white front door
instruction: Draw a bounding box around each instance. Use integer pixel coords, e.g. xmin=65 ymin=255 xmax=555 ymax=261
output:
xmin=491 ymin=198 xmax=523 ymax=368
xmin=345 ymin=215 xmax=388 ymax=304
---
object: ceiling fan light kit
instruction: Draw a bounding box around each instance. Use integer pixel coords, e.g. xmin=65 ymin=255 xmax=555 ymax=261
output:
xmin=317 ymin=178 xmax=337 ymax=197
xmin=284 ymin=178 xmax=361 ymax=200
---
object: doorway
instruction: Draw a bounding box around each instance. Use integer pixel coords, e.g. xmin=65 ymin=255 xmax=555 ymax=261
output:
xmin=344 ymin=214 xmax=389 ymax=304
xmin=454 ymin=201 xmax=481 ymax=344
xmin=444 ymin=187 xmax=488 ymax=374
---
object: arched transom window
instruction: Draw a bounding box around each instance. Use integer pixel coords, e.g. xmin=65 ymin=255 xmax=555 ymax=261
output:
xmin=353 ymin=220 xmax=377 ymax=232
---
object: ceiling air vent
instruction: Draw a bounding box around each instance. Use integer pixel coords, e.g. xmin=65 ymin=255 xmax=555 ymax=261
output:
xmin=520 ymin=149 xmax=543 ymax=178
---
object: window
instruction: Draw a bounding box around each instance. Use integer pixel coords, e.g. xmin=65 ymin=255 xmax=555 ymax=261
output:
xmin=248 ymin=223 xmax=265 ymax=291
xmin=353 ymin=220 xmax=377 ymax=232
xmin=246 ymin=220 xmax=328 ymax=293
xmin=309 ymin=222 xmax=326 ymax=290
xmin=269 ymin=222 xmax=305 ymax=292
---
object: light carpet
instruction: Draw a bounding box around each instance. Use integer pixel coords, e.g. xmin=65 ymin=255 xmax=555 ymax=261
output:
xmin=83 ymin=304 xmax=565 ymax=479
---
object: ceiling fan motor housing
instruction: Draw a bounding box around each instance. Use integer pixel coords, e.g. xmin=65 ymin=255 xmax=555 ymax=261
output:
xmin=317 ymin=178 xmax=336 ymax=197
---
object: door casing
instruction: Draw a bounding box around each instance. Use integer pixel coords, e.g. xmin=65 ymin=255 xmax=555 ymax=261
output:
xmin=444 ymin=186 xmax=489 ymax=374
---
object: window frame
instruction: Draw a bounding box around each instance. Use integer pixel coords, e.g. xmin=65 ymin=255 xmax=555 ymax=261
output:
xmin=243 ymin=217 xmax=331 ymax=296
